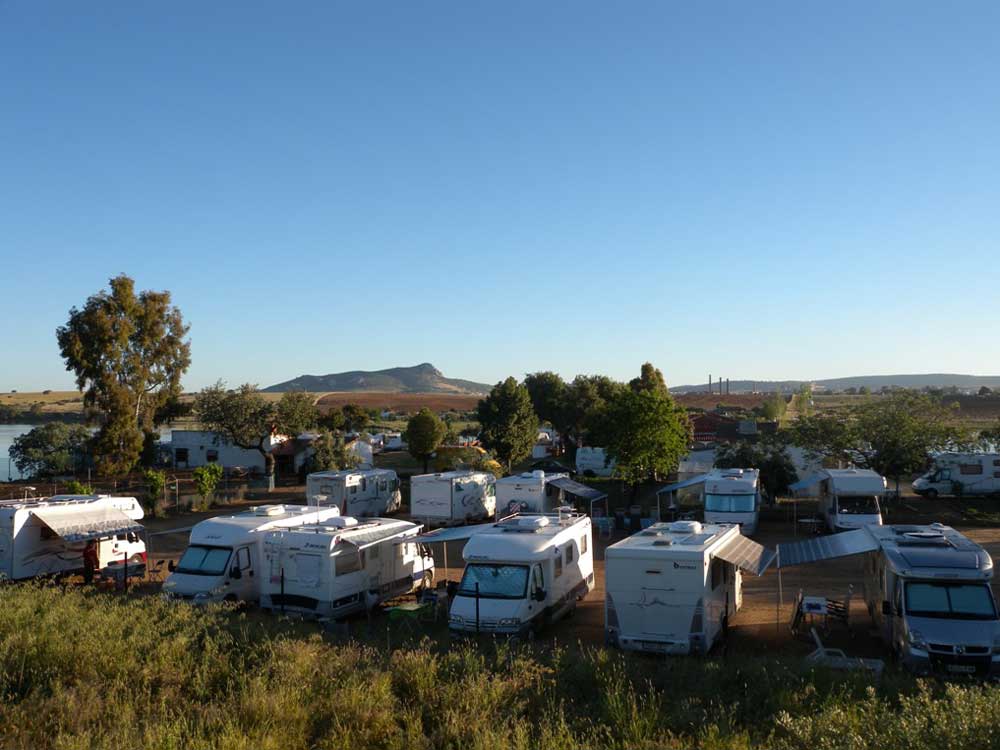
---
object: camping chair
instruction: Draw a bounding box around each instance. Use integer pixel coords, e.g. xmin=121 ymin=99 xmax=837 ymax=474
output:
xmin=806 ymin=628 xmax=884 ymax=678
xmin=147 ymin=559 xmax=166 ymax=582
xmin=594 ymin=516 xmax=614 ymax=540
xmin=825 ymin=585 xmax=853 ymax=630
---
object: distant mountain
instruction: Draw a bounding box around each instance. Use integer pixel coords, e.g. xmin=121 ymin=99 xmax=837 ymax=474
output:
xmin=263 ymin=363 xmax=492 ymax=395
xmin=671 ymin=373 xmax=1000 ymax=394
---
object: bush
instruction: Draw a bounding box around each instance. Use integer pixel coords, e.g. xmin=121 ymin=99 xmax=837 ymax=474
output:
xmin=142 ymin=468 xmax=167 ymax=517
xmin=192 ymin=463 xmax=224 ymax=510
xmin=63 ymin=479 xmax=95 ymax=495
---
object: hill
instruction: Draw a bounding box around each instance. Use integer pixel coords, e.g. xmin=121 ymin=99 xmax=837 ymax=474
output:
xmin=671 ymin=373 xmax=1000 ymax=394
xmin=263 ymin=363 xmax=491 ymax=395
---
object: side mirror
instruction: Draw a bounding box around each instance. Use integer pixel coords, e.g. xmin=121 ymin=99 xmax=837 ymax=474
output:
xmin=230 ymin=567 xmax=242 ymax=580
xmin=168 ymin=560 xmax=176 ymax=573
xmin=533 ymin=589 xmax=546 ymax=603
xmin=881 ymin=600 xmax=892 ymax=616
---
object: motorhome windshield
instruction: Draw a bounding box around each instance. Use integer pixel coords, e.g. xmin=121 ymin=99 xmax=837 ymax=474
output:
xmin=905 ymin=582 xmax=998 ymax=621
xmin=175 ymin=546 xmax=232 ymax=576
xmin=458 ymin=563 xmax=529 ymax=599
xmin=704 ymin=493 xmax=755 ymax=513
xmin=837 ymin=496 xmax=880 ymax=514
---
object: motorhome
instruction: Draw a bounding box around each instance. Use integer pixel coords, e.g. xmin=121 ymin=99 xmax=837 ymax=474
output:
xmin=913 ymin=453 xmax=1000 ymax=498
xmin=605 ymin=521 xmax=774 ymax=655
xmin=495 ymin=471 xmax=569 ymax=516
xmin=260 ymin=517 xmax=433 ymax=618
xmin=778 ymin=524 xmax=1000 ymax=677
xmin=702 ymin=468 xmax=762 ymax=535
xmin=449 ymin=511 xmax=594 ymax=638
xmin=818 ymin=469 xmax=886 ymax=532
xmin=162 ymin=504 xmax=343 ymax=604
xmin=0 ymin=495 xmax=145 ymax=580
xmin=576 ymin=447 xmax=615 ymax=478
xmin=410 ymin=471 xmax=496 ymax=527
xmin=305 ymin=469 xmax=402 ymax=517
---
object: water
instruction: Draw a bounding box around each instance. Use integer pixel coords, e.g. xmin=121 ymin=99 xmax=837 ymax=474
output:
xmin=0 ymin=424 xmax=31 ymax=481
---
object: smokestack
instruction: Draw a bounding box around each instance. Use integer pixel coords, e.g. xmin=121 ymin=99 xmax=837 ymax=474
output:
xmin=708 ymin=374 xmax=712 ymax=393
xmin=726 ymin=378 xmax=730 ymax=395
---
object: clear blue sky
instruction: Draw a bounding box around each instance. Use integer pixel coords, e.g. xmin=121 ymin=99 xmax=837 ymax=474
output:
xmin=3 ymin=1 xmax=999 ymax=392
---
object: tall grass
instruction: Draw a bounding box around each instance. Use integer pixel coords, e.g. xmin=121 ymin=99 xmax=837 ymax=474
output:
xmin=1 ymin=584 xmax=999 ymax=749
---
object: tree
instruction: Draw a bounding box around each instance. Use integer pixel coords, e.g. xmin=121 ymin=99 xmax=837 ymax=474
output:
xmin=791 ymin=384 xmax=813 ymax=417
xmin=274 ymin=391 xmax=319 ymax=437
xmin=305 ymin=430 xmax=360 ymax=474
xmin=715 ymin=437 xmax=799 ymax=499
xmin=193 ymin=463 xmax=224 ymax=510
xmin=318 ymin=408 xmax=346 ymax=432
xmin=477 ymin=377 xmax=538 ymax=473
xmin=759 ymin=393 xmax=787 ymax=422
xmin=8 ymin=423 xmax=92 ymax=478
xmin=143 ymin=468 xmax=167 ymax=517
xmin=979 ymin=386 xmax=993 ymax=397
xmin=628 ymin=363 xmax=669 ymax=396
xmin=604 ymin=386 xmax=691 ymax=488
xmin=341 ymin=403 xmax=369 ymax=433
xmin=561 ymin=375 xmax=626 ymax=450
xmin=56 ymin=275 xmax=190 ymax=475
xmin=405 ymin=408 xmax=447 ymax=473
xmin=523 ymin=371 xmax=568 ymax=426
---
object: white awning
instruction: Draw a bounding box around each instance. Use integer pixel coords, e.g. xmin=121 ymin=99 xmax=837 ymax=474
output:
xmin=777 ymin=528 xmax=879 ymax=568
xmin=655 ymin=475 xmax=708 ymax=495
xmin=417 ymin=523 xmax=497 ymax=545
xmin=31 ymin=506 xmax=143 ymax=543
xmin=715 ymin=536 xmax=776 ymax=576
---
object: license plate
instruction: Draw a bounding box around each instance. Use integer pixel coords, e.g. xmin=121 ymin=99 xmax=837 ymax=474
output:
xmin=946 ymin=664 xmax=976 ymax=674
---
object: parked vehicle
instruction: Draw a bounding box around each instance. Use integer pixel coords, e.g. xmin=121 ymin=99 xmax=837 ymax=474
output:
xmin=260 ymin=517 xmax=433 ymax=618
xmin=605 ymin=520 xmax=774 ymax=654
xmin=0 ymin=495 xmax=145 ymax=581
xmin=162 ymin=504 xmax=343 ymax=604
xmin=495 ymin=470 xmax=569 ymax=515
xmin=449 ymin=511 xmax=594 ymax=638
xmin=703 ymin=468 xmax=762 ymax=535
xmin=305 ymin=469 xmax=402 ymax=517
xmin=818 ymin=469 xmax=886 ymax=532
xmin=529 ymin=459 xmax=574 ymax=476
xmin=410 ymin=470 xmax=496 ymax=527
xmin=575 ymin=447 xmax=615 ymax=478
xmin=913 ymin=453 xmax=1000 ymax=498
xmin=778 ymin=523 xmax=1000 ymax=677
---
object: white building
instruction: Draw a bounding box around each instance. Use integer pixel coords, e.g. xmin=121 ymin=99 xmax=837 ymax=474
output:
xmin=167 ymin=430 xmax=287 ymax=472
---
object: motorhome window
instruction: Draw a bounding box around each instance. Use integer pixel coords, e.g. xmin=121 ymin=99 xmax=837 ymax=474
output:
xmin=175 ymin=546 xmax=232 ymax=576
xmin=335 ymin=551 xmax=361 ymax=576
xmin=959 ymin=464 xmax=983 ymax=475
xmin=361 ymin=478 xmax=367 ymax=492
xmin=457 ymin=564 xmax=529 ymax=599
xmin=379 ymin=480 xmax=388 ymax=492
xmin=837 ymin=496 xmax=880 ymax=515
xmin=994 ymin=459 xmax=1000 ymax=467
xmin=555 ymin=555 xmax=563 ymax=578
xmin=237 ymin=547 xmax=251 ymax=570
xmin=711 ymin=558 xmax=724 ymax=590
xmin=350 ymin=485 xmax=357 ymax=495
xmin=905 ymin=582 xmax=998 ymax=620
xmin=704 ymin=493 xmax=755 ymax=513
xmin=565 ymin=545 xmax=574 ymax=565
xmin=580 ymin=535 xmax=588 ymax=555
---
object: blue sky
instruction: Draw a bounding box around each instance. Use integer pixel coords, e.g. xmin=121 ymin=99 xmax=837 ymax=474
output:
xmin=2 ymin=1 xmax=999 ymax=392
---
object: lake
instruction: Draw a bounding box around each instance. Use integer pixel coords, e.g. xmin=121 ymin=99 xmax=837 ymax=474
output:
xmin=0 ymin=424 xmax=31 ymax=481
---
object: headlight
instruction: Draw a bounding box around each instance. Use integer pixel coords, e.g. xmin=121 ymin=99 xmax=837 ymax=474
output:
xmin=449 ymin=615 xmax=464 ymax=625
xmin=498 ymin=618 xmax=521 ymax=628
xmin=909 ymin=630 xmax=928 ymax=650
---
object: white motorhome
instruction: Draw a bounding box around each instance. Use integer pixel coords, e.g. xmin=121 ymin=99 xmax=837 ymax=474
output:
xmin=0 ymin=495 xmax=145 ymax=581
xmin=306 ymin=469 xmax=402 ymax=517
xmin=449 ymin=512 xmax=594 ymax=638
xmin=495 ymin=471 xmax=569 ymax=516
xmin=779 ymin=524 xmax=1000 ymax=677
xmin=703 ymin=468 xmax=762 ymax=535
xmin=913 ymin=453 xmax=1000 ymax=498
xmin=162 ymin=504 xmax=343 ymax=604
xmin=605 ymin=521 xmax=774 ymax=655
xmin=260 ymin=517 xmax=433 ymax=618
xmin=818 ymin=469 xmax=886 ymax=532
xmin=410 ymin=471 xmax=496 ymax=527
xmin=576 ymin=447 xmax=615 ymax=478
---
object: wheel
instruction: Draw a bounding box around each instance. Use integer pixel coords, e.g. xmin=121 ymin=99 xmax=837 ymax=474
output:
xmin=924 ymin=489 xmax=938 ymax=499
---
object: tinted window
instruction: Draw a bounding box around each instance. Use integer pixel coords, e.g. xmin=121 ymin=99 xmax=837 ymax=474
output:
xmin=335 ymin=551 xmax=361 ymax=575
xmin=458 ymin=564 xmax=529 ymax=599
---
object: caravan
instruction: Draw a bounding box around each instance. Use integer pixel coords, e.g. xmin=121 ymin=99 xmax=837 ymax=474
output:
xmin=495 ymin=471 xmax=569 ymax=516
xmin=410 ymin=471 xmax=496 ymax=527
xmin=605 ymin=521 xmax=774 ymax=655
xmin=913 ymin=454 xmax=1000 ymax=498
xmin=162 ymin=505 xmax=343 ymax=604
xmin=306 ymin=469 xmax=402 ymax=517
xmin=0 ymin=495 xmax=145 ymax=580
xmin=260 ymin=517 xmax=433 ymax=618
xmin=449 ymin=512 xmax=594 ymax=638
xmin=576 ymin=447 xmax=615 ymax=478
xmin=818 ymin=469 xmax=886 ymax=532
xmin=779 ymin=524 xmax=1000 ymax=676
xmin=703 ymin=468 xmax=762 ymax=535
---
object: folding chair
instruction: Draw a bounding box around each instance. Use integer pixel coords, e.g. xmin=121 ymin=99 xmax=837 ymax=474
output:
xmin=147 ymin=559 xmax=166 ymax=582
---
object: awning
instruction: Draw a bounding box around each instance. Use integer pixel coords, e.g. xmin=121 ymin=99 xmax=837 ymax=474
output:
xmin=655 ymin=474 xmax=708 ymax=495
xmin=417 ymin=523 xmax=497 ymax=545
xmin=777 ymin=528 xmax=879 ymax=568
xmin=787 ymin=473 xmax=825 ymax=493
xmin=31 ymin=506 xmax=143 ymax=543
xmin=715 ymin=536 xmax=776 ymax=576
xmin=547 ymin=477 xmax=607 ymax=502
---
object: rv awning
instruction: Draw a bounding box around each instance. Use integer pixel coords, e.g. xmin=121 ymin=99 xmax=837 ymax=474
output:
xmin=546 ymin=477 xmax=607 ymax=503
xmin=417 ymin=523 xmax=498 ymax=545
xmin=715 ymin=536 xmax=776 ymax=576
xmin=31 ymin=506 xmax=142 ymax=543
xmin=787 ymin=474 xmax=825 ymax=493
xmin=777 ymin=529 xmax=879 ymax=568
xmin=655 ymin=475 xmax=708 ymax=495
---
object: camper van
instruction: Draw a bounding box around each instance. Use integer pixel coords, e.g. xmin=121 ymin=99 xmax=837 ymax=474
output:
xmin=495 ymin=471 xmax=569 ymax=516
xmin=576 ymin=447 xmax=615 ymax=478
xmin=913 ymin=453 xmax=1000 ymax=498
xmin=605 ymin=521 xmax=774 ymax=655
xmin=449 ymin=512 xmax=594 ymax=638
xmin=0 ymin=495 xmax=145 ymax=581
xmin=778 ymin=524 xmax=1000 ymax=677
xmin=410 ymin=471 xmax=496 ymax=527
xmin=260 ymin=517 xmax=433 ymax=618
xmin=162 ymin=505 xmax=343 ymax=604
xmin=305 ymin=469 xmax=402 ymax=517
xmin=818 ymin=469 xmax=886 ymax=532
xmin=703 ymin=468 xmax=762 ymax=535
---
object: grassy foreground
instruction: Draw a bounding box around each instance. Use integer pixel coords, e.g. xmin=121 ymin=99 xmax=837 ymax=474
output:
xmin=1 ymin=586 xmax=1000 ymax=749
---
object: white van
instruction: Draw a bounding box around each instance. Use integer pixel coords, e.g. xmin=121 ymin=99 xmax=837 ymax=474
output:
xmin=449 ymin=512 xmax=594 ymax=638
xmin=605 ymin=521 xmax=774 ymax=655
xmin=495 ymin=471 xmax=569 ymax=516
xmin=702 ymin=468 xmax=761 ymax=535
xmin=913 ymin=453 xmax=1000 ymax=498
xmin=818 ymin=469 xmax=885 ymax=532
xmin=410 ymin=470 xmax=496 ymax=527
xmin=306 ymin=469 xmax=402 ymax=517
xmin=162 ymin=505 xmax=344 ymax=604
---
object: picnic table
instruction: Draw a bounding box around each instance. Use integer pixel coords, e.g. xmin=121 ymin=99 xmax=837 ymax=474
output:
xmin=387 ymin=601 xmax=433 ymax=633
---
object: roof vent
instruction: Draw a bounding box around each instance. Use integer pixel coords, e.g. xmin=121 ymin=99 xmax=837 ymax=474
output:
xmin=518 ymin=516 xmax=550 ymax=530
xmin=669 ymin=520 xmax=702 ymax=535
xmin=533 ymin=470 xmax=546 ymax=479
xmin=254 ymin=505 xmax=286 ymax=516
xmin=328 ymin=517 xmax=359 ymax=528
xmin=652 ymin=540 xmax=673 ymax=546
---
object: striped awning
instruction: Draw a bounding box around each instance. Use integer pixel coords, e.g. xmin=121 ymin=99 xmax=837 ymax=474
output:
xmin=31 ymin=506 xmax=142 ymax=543
xmin=715 ymin=535 xmax=776 ymax=576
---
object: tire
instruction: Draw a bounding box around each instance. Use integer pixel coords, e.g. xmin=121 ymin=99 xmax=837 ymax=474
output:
xmin=925 ymin=489 xmax=938 ymax=499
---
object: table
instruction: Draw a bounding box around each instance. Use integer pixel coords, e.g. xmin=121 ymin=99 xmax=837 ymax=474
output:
xmin=387 ymin=602 xmax=433 ymax=634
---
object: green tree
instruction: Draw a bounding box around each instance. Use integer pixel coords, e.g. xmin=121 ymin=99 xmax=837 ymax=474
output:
xmin=64 ymin=479 xmax=95 ymax=495
xmin=56 ymin=275 xmax=190 ymax=476
xmin=193 ymin=463 xmax=224 ymax=510
xmin=791 ymin=384 xmax=813 ymax=417
xmin=604 ymin=385 xmax=691 ymax=489
xmin=628 ymin=362 xmax=669 ymax=396
xmin=405 ymin=408 xmax=447 ymax=473
xmin=759 ymin=393 xmax=788 ymax=422
xmin=318 ymin=408 xmax=346 ymax=432
xmin=523 ymin=371 xmax=568 ymax=426
xmin=274 ymin=391 xmax=319 ymax=437
xmin=305 ymin=430 xmax=360 ymax=474
xmin=341 ymin=403 xmax=369 ymax=433
xmin=8 ymin=423 xmax=92 ymax=478
xmin=715 ymin=437 xmax=799 ymax=499
xmin=477 ymin=377 xmax=538 ymax=473
xmin=561 ymin=375 xmax=626 ymax=450
xmin=142 ymin=468 xmax=167 ymax=517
